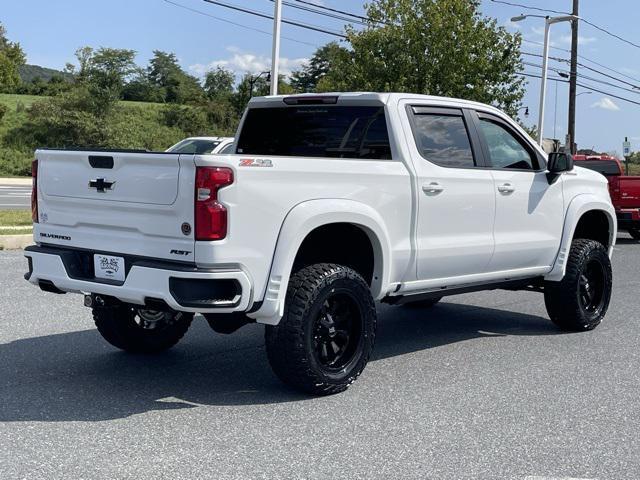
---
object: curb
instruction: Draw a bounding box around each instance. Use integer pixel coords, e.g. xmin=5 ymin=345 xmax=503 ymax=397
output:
xmin=0 ymin=177 xmax=31 ymax=186
xmin=0 ymin=234 xmax=33 ymax=250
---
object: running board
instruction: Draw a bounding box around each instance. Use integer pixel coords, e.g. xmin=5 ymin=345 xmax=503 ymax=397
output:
xmin=382 ymin=277 xmax=544 ymax=305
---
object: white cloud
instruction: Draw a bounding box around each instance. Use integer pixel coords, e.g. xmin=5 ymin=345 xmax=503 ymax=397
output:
xmin=503 ymin=18 xmax=522 ymax=30
xmin=189 ymin=46 xmax=308 ymax=80
xmin=526 ymin=26 xmax=596 ymax=48
xmin=558 ymin=34 xmax=597 ymax=45
xmin=591 ymin=97 xmax=620 ymax=111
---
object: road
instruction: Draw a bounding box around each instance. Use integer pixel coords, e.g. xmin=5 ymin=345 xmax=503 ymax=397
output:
xmin=1 ymin=235 xmax=639 ymax=479
xmin=0 ymin=182 xmax=31 ymax=209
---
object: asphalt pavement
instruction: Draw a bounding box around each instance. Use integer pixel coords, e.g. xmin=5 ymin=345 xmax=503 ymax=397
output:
xmin=0 ymin=182 xmax=31 ymax=209
xmin=1 ymin=235 xmax=639 ymax=479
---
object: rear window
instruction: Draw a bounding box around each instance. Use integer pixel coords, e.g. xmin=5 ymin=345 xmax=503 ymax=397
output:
xmin=236 ymin=106 xmax=392 ymax=160
xmin=577 ymin=160 xmax=620 ymax=176
xmin=168 ymin=139 xmax=221 ymax=154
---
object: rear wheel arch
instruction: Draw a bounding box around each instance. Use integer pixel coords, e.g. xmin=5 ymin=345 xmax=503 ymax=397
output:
xmin=292 ymin=222 xmax=382 ymax=288
xmin=248 ymin=200 xmax=393 ymax=325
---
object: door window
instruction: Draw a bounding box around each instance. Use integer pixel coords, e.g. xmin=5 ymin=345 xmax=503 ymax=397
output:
xmin=478 ymin=119 xmax=538 ymax=170
xmin=411 ymin=113 xmax=476 ymax=168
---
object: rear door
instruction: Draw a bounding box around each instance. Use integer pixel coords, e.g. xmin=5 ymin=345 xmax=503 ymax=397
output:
xmin=35 ymin=150 xmax=197 ymax=262
xmin=472 ymin=111 xmax=564 ymax=271
xmin=403 ymin=105 xmax=496 ymax=281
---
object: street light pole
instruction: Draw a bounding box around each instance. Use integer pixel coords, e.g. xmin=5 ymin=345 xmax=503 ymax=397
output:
xmin=270 ymin=0 xmax=283 ymax=95
xmin=538 ymin=17 xmax=552 ymax=145
xmin=511 ymin=14 xmax=579 ymax=146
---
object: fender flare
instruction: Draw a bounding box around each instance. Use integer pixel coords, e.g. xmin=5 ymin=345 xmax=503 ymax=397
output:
xmin=248 ymin=199 xmax=393 ymax=325
xmin=545 ymin=193 xmax=617 ymax=282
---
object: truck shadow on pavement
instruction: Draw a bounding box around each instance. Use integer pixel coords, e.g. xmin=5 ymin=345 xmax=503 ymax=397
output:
xmin=0 ymin=301 xmax=560 ymax=423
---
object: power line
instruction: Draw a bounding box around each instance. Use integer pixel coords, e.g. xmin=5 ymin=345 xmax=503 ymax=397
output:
xmin=517 ymin=69 xmax=640 ymax=108
xmin=493 ymin=0 xmax=640 ymax=53
xmin=489 ymin=0 xmax=570 ymax=16
xmin=523 ymin=59 xmax=640 ymax=96
xmin=578 ymin=54 xmax=640 ymax=85
xmin=580 ymin=18 xmax=640 ymax=50
xmin=521 ymin=51 xmax=640 ymax=92
xmin=290 ymin=0 xmax=373 ymax=24
xmin=522 ymin=39 xmax=640 ymax=86
xmin=202 ymin=0 xmax=347 ymax=38
xmin=268 ymin=0 xmax=367 ymax=27
xmin=161 ymin=0 xmax=317 ymax=47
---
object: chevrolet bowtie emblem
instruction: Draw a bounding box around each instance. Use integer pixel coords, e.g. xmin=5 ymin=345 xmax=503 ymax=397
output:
xmin=88 ymin=178 xmax=116 ymax=192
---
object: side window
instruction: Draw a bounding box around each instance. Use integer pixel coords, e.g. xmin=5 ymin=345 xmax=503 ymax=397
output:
xmin=478 ymin=119 xmax=537 ymax=170
xmin=219 ymin=143 xmax=235 ymax=154
xmin=411 ymin=112 xmax=476 ymax=168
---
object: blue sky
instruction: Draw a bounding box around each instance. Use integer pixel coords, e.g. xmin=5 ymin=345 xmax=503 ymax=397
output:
xmin=2 ymin=0 xmax=639 ymax=154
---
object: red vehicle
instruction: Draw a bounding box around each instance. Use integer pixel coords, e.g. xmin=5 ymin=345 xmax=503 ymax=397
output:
xmin=574 ymin=155 xmax=640 ymax=239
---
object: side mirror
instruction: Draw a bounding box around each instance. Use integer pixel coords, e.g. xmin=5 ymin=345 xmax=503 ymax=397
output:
xmin=547 ymin=152 xmax=573 ymax=183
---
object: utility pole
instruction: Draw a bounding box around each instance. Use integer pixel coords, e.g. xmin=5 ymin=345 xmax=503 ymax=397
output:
xmin=270 ymin=0 xmax=283 ymax=95
xmin=567 ymin=0 xmax=579 ymax=154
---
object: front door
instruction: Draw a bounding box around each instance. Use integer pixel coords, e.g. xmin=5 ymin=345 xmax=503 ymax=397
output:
xmin=473 ymin=112 xmax=564 ymax=272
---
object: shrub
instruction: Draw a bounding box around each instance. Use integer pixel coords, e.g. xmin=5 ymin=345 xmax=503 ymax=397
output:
xmin=0 ymin=104 xmax=7 ymax=122
xmin=0 ymin=147 xmax=32 ymax=176
xmin=160 ymin=104 xmax=209 ymax=136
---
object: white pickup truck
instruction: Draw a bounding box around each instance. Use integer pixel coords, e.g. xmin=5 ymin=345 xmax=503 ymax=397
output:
xmin=25 ymin=93 xmax=616 ymax=395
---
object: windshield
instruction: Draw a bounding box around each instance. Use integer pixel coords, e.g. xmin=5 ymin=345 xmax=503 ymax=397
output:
xmin=168 ymin=139 xmax=221 ymax=154
xmin=236 ymin=106 xmax=392 ymax=159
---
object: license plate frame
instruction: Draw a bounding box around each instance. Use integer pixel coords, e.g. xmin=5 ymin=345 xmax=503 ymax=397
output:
xmin=93 ymin=254 xmax=126 ymax=282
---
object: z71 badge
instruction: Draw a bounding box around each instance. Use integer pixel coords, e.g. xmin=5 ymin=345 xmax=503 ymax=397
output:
xmin=239 ymin=158 xmax=273 ymax=168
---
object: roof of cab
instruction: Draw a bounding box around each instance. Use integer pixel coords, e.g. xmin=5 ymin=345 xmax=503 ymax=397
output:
xmin=247 ymin=92 xmax=507 ymax=116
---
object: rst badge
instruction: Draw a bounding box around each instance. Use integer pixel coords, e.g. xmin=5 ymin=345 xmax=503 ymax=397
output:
xmin=239 ymin=159 xmax=273 ymax=168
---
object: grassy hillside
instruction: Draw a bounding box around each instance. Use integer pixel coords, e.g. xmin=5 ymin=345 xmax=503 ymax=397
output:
xmin=0 ymin=94 xmax=43 ymax=176
xmin=19 ymin=64 xmax=73 ymax=83
xmin=0 ymin=94 xmax=188 ymax=176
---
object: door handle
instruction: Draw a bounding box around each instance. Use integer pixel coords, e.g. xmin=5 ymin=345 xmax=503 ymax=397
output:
xmin=422 ymin=182 xmax=444 ymax=195
xmin=497 ymin=183 xmax=515 ymax=194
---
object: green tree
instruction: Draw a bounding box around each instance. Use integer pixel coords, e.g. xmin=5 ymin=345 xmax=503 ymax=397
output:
xmin=147 ymin=50 xmax=204 ymax=103
xmin=204 ymin=66 xmax=234 ymax=99
xmin=0 ymin=23 xmax=26 ymax=93
xmin=290 ymin=42 xmax=349 ymax=93
xmin=122 ymin=69 xmax=164 ymax=102
xmin=88 ymin=47 xmax=136 ymax=103
xmin=231 ymin=73 xmax=293 ymax=115
xmin=321 ymin=0 xmax=525 ymax=116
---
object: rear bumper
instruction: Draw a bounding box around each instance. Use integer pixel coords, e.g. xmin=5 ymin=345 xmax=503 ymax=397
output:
xmin=24 ymin=245 xmax=252 ymax=313
xmin=616 ymin=209 xmax=640 ymax=229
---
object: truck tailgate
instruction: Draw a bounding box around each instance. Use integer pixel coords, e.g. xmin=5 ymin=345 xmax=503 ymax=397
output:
xmin=617 ymin=176 xmax=640 ymax=209
xmin=34 ymin=149 xmax=197 ymax=262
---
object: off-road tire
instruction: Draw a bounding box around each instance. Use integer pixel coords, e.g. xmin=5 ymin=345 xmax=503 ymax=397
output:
xmin=629 ymin=228 xmax=640 ymax=240
xmin=93 ymin=304 xmax=193 ymax=353
xmin=544 ymin=239 xmax=612 ymax=331
xmin=265 ymin=263 xmax=376 ymax=395
xmin=402 ymin=296 xmax=442 ymax=308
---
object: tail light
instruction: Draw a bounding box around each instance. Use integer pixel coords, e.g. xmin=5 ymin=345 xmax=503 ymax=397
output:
xmin=31 ymin=159 xmax=38 ymax=223
xmin=195 ymin=167 xmax=234 ymax=240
